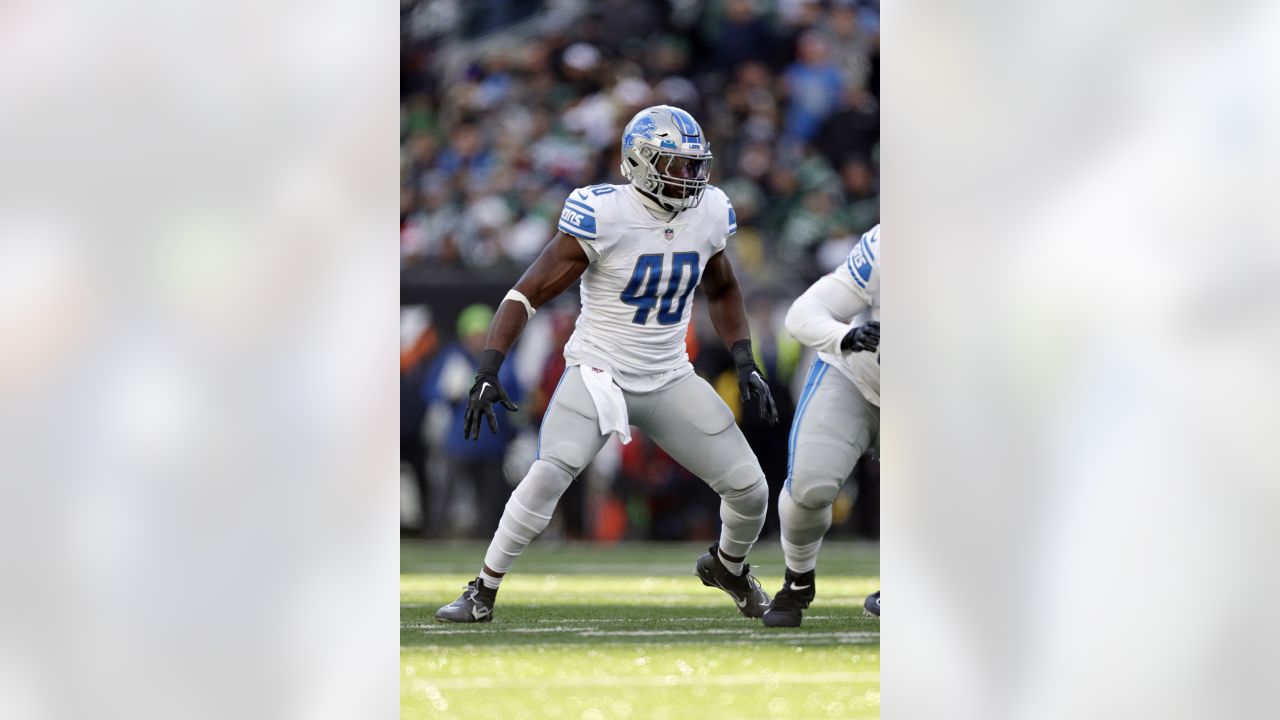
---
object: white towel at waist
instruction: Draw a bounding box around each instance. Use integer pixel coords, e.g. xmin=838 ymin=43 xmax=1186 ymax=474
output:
xmin=576 ymin=364 xmax=632 ymax=445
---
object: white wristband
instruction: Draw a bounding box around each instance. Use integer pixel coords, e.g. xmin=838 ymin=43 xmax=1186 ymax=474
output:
xmin=503 ymin=289 xmax=535 ymax=318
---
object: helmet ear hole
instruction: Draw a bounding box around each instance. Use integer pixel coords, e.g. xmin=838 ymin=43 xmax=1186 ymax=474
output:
xmin=627 ymin=158 xmax=638 ymax=167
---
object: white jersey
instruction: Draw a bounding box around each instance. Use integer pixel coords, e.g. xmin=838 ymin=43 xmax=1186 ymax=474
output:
xmin=785 ymin=224 xmax=880 ymax=405
xmin=556 ymin=183 xmax=737 ymax=393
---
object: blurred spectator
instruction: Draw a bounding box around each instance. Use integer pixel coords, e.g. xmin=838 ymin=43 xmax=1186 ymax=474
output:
xmin=781 ymin=32 xmax=845 ymax=143
xmin=400 ymin=0 xmax=878 ymax=272
xmin=422 ymin=304 xmax=524 ymax=537
xmin=436 ymin=122 xmax=493 ymax=184
xmin=401 ymin=305 xmax=438 ymax=535
xmin=594 ymin=0 xmax=663 ymax=56
xmin=617 ymin=432 xmax=719 ymax=543
xmin=708 ymin=0 xmax=777 ymax=75
xmin=814 ymin=86 xmax=879 ymax=168
xmin=838 ymin=157 xmax=880 ymax=232
xmin=821 ymin=1 xmax=877 ymax=90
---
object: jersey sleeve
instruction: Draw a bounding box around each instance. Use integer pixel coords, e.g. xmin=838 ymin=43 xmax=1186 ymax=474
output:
xmin=559 ymin=186 xmax=614 ymax=261
xmin=785 ymin=273 xmax=871 ymax=355
xmin=842 ymin=224 xmax=879 ymax=301
xmin=558 ymin=187 xmax=599 ymax=241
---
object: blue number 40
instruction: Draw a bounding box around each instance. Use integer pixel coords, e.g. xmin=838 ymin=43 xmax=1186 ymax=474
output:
xmin=620 ymin=252 xmax=700 ymax=325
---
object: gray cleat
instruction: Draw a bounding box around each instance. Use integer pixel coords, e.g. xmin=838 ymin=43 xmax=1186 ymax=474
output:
xmin=864 ymin=590 xmax=880 ymax=617
xmin=435 ymin=577 xmax=498 ymax=623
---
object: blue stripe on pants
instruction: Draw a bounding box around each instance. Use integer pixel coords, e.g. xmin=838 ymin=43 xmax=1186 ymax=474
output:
xmin=535 ymin=368 xmax=569 ymax=460
xmin=786 ymin=358 xmax=829 ymax=492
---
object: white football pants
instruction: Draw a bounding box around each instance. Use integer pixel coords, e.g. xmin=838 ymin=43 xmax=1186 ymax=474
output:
xmin=484 ymin=366 xmax=768 ymax=574
xmin=778 ymin=357 xmax=880 ymax=573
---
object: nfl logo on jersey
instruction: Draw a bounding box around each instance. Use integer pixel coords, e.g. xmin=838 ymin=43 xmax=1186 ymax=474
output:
xmin=663 ymin=228 xmax=674 ymax=241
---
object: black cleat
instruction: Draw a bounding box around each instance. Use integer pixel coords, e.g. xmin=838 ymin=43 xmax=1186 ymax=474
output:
xmin=695 ymin=545 xmax=771 ymax=618
xmin=762 ymin=568 xmax=816 ymax=628
xmin=434 ymin=577 xmax=498 ymax=623
xmin=864 ymin=590 xmax=880 ymax=617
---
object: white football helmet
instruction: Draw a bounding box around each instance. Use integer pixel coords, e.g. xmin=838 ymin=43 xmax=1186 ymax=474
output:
xmin=619 ymin=105 xmax=713 ymax=212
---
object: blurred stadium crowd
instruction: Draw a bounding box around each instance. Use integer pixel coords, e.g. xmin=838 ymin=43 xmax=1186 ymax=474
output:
xmin=401 ymin=0 xmax=879 ymax=542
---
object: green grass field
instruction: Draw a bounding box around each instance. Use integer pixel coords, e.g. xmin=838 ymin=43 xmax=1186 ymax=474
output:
xmin=402 ymin=539 xmax=880 ymax=719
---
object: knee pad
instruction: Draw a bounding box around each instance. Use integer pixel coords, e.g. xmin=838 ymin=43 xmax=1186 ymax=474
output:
xmin=787 ymin=473 xmax=842 ymax=510
xmin=723 ymin=471 xmax=769 ymax=517
xmin=512 ymin=459 xmax=574 ymax=509
xmin=538 ymin=437 xmax=595 ymax=477
xmin=787 ymin=439 xmax=851 ymax=508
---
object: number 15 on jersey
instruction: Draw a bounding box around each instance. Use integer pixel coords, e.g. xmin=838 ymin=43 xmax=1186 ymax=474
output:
xmin=619 ymin=252 xmax=700 ymax=325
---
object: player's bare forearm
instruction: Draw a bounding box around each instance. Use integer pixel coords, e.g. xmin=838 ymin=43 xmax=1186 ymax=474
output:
xmin=706 ymin=282 xmax=751 ymax=348
xmin=482 ymin=302 xmax=531 ymax=356
xmin=484 ymin=231 xmax=590 ymax=353
xmin=700 ymin=251 xmax=752 ymax=348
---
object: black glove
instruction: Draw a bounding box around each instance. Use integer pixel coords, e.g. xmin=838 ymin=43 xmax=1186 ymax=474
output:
xmin=840 ymin=321 xmax=880 ymax=354
xmin=730 ymin=340 xmax=779 ymax=425
xmin=463 ymin=349 xmax=519 ymax=440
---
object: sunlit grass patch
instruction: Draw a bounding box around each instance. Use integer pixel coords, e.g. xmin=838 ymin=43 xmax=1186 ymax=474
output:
xmin=402 ymin=540 xmax=879 ymax=719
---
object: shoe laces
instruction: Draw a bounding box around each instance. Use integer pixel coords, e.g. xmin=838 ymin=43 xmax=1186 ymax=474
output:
xmin=726 ymin=564 xmax=763 ymax=597
xmin=464 ymin=579 xmax=496 ymax=602
xmin=460 ymin=582 xmax=478 ymax=599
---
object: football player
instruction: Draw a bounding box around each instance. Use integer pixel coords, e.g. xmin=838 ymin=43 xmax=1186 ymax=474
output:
xmin=762 ymin=224 xmax=880 ymax=627
xmin=436 ymin=105 xmax=780 ymax=623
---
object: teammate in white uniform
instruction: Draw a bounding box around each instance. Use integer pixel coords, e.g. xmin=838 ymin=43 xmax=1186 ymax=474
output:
xmin=762 ymin=224 xmax=881 ymax=627
xmin=437 ymin=106 xmax=780 ymax=623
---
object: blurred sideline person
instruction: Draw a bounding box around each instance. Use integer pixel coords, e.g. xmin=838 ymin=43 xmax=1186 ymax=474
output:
xmin=762 ymin=223 xmax=880 ymax=628
xmin=400 ymin=305 xmax=438 ymax=535
xmin=422 ymin=304 xmax=523 ymax=537
xmin=436 ymin=105 xmax=780 ymax=623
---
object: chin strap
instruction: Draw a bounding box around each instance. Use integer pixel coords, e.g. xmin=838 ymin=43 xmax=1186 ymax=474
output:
xmin=633 ymin=186 xmax=681 ymax=221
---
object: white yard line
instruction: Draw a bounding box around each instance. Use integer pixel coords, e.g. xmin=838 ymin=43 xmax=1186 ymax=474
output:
xmin=576 ymin=630 xmax=879 ymax=640
xmin=404 ymin=614 xmax=870 ymax=625
xmin=402 ymin=614 xmax=860 ymax=621
xmin=405 ymin=671 xmax=879 ymax=691
xmin=402 ymin=624 xmax=879 ymax=643
xmin=522 ymin=615 xmax=848 ymax=623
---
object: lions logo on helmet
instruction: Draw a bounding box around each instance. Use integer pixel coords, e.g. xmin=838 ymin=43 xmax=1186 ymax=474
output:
xmin=620 ymin=105 xmax=713 ymax=212
xmin=622 ymin=116 xmax=657 ymax=149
